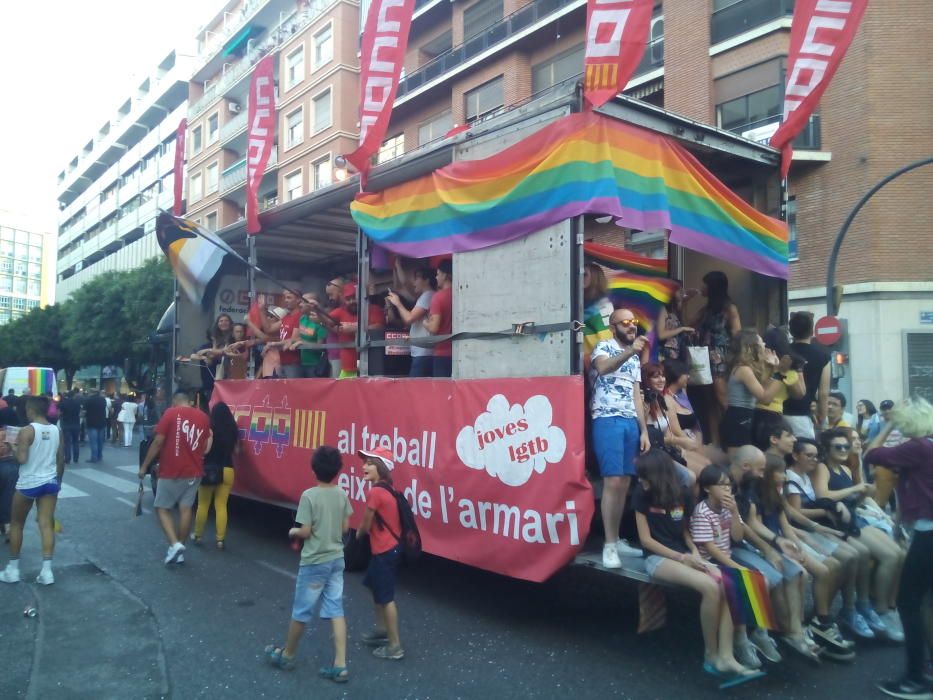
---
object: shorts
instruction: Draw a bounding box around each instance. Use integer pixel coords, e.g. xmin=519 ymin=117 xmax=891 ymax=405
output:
xmin=291 ymin=558 xmax=345 ymax=622
xmin=784 ymin=415 xmax=816 ymax=440
xmin=592 ymin=416 xmax=640 ymax=477
xmin=721 ymin=406 xmax=755 ymax=449
xmin=153 ymin=477 xmax=200 ymax=509
xmin=800 ymin=542 xmax=827 ymax=563
xmin=732 ymin=542 xmax=804 ymax=587
xmin=18 ymin=479 xmax=61 ymax=499
xmin=363 ymin=545 xmax=401 ymax=605
xmin=644 ymin=553 xmax=671 ymax=578
xmin=805 ymin=531 xmax=842 ymax=558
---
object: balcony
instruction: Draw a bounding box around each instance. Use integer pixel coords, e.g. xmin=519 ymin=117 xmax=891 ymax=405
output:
xmin=220 ymin=150 xmax=279 ymax=192
xmin=220 ymin=110 xmax=248 ymax=142
xmin=397 ymin=0 xmax=583 ymax=100
xmin=711 ymin=0 xmax=794 ymax=45
xmin=730 ymin=113 xmax=821 ymax=150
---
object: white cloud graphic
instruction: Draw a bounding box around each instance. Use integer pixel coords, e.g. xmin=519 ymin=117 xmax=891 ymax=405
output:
xmin=456 ymin=394 xmax=567 ymax=487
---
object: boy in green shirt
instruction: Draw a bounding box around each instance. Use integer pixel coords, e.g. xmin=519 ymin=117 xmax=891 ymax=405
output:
xmin=265 ymin=446 xmax=353 ymax=681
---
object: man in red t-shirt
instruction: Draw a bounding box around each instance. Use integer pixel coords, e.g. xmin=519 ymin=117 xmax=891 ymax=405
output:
xmin=139 ymin=390 xmax=212 ymax=565
xmin=425 ymin=259 xmax=453 ymax=377
xmin=320 ymin=283 xmax=360 ymax=378
xmin=265 ymin=290 xmax=303 ymax=379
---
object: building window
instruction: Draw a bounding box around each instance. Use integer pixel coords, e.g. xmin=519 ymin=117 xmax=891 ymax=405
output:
xmin=711 ymin=0 xmax=795 ymax=45
xmin=27 ymin=279 xmax=40 ymax=297
xmin=313 ymin=24 xmax=333 ymax=68
xmin=714 ymin=58 xmax=785 ymax=137
xmin=463 ymin=0 xmax=503 ymax=41
xmin=205 ymin=212 xmax=218 ymax=232
xmin=284 ymin=169 xmax=303 ymax=201
xmin=312 ymin=89 xmax=332 ymax=133
xmin=191 ymin=125 xmax=203 ymax=155
xmin=417 ymin=111 xmax=453 ymax=145
xmin=286 ymin=46 xmax=305 ymax=88
xmin=207 ymin=113 xmax=219 ymax=144
xmin=465 ymin=76 xmax=504 ymax=122
xmin=0 ymin=260 xmax=10 ymax=273
xmin=206 ymin=162 xmax=219 ymax=194
xmin=377 ymin=135 xmax=405 ymax=164
xmin=532 ymin=44 xmax=585 ymax=94
xmin=190 ymin=172 xmax=203 ymax=203
xmin=312 ymin=156 xmax=332 ymax=190
xmin=286 ymin=107 xmax=304 ymax=149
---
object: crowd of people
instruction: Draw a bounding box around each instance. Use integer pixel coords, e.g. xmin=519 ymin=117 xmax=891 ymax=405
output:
xmin=588 ymin=269 xmax=933 ymax=698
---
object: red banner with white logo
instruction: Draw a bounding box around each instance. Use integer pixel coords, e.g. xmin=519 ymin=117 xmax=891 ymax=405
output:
xmin=213 ymin=376 xmax=590 ymax=582
xmin=344 ymin=0 xmax=416 ymax=186
xmin=246 ymin=55 xmax=277 ymax=235
xmin=770 ymin=0 xmax=868 ymax=178
xmin=583 ymin=0 xmax=654 ymax=110
xmin=173 ymin=118 xmax=187 ymax=216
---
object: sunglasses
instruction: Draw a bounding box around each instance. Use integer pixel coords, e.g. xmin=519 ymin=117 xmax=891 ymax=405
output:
xmin=615 ymin=319 xmax=638 ymax=327
xmin=831 ymin=443 xmax=851 ymax=451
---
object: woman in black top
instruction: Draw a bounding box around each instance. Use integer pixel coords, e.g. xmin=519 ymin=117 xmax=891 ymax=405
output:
xmin=193 ymin=402 xmax=240 ymax=549
xmin=634 ymin=449 xmax=761 ymax=684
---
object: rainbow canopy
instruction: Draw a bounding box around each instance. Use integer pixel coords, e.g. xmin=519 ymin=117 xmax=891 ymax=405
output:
xmin=350 ymin=112 xmax=789 ymax=279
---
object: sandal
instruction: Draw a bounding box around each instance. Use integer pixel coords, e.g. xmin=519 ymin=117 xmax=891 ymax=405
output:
xmin=319 ymin=665 xmax=349 ymax=683
xmin=264 ymin=645 xmax=296 ymax=671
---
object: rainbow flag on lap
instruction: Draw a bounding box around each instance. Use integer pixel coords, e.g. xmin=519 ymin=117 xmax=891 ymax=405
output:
xmin=721 ymin=566 xmax=777 ymax=631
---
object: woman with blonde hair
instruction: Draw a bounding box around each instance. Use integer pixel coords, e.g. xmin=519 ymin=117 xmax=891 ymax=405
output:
xmin=865 ymin=398 xmax=933 ymax=700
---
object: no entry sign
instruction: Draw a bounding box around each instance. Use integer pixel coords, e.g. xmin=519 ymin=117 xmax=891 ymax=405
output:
xmin=814 ymin=315 xmax=843 ymax=346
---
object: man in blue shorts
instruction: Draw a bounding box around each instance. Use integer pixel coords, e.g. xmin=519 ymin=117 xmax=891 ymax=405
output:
xmin=590 ymin=308 xmax=650 ymax=568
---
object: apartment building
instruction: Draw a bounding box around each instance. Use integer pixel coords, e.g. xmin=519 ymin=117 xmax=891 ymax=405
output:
xmin=381 ymin=0 xmax=933 ymax=403
xmin=0 ymin=221 xmax=55 ymax=325
xmin=54 ymin=51 xmax=191 ymax=301
xmin=184 ymin=0 xmax=360 ymax=230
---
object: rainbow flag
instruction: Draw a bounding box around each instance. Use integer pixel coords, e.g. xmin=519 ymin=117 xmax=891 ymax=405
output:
xmin=606 ymin=272 xmax=679 ymax=332
xmin=584 ymin=243 xmax=668 ymax=278
xmin=351 ymin=112 xmax=789 ymax=279
xmin=28 ymin=368 xmax=54 ymax=396
xmin=721 ymin=566 xmax=777 ymax=631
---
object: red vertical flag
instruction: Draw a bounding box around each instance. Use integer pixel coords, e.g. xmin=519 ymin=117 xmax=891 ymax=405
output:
xmin=172 ymin=118 xmax=187 ymax=216
xmin=770 ymin=0 xmax=869 ymax=178
xmin=344 ymin=0 xmax=416 ymax=187
xmin=583 ymin=0 xmax=654 ymax=110
xmin=246 ymin=55 xmax=277 ymax=235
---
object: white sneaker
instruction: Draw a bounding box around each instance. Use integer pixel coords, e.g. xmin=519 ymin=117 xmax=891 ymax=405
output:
xmin=881 ymin=611 xmax=905 ymax=643
xmin=616 ymin=539 xmax=643 ymax=558
xmin=36 ymin=570 xmax=54 ymax=586
xmin=176 ymin=554 xmax=185 ymax=564
xmin=164 ymin=542 xmax=186 ymax=565
xmin=602 ymin=543 xmax=622 ymax=569
xmin=0 ymin=566 xmax=20 ymax=584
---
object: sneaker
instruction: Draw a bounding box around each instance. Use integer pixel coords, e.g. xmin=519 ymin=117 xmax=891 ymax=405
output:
xmin=808 ymin=622 xmax=856 ymax=662
xmin=839 ymin=607 xmax=875 ymax=639
xmin=857 ymin=602 xmax=888 ymax=635
xmin=734 ymin=640 xmax=762 ymax=669
xmin=35 ymin=570 xmax=54 ymax=586
xmin=372 ymin=644 xmax=405 ymax=660
xmin=881 ymin=611 xmax=906 ymax=643
xmin=176 ymin=554 xmax=185 ymax=564
xmin=749 ymin=629 xmax=782 ymax=663
xmin=602 ymin=543 xmax=622 ymax=569
xmin=781 ymin=634 xmax=821 ymax=663
xmin=189 ymin=534 xmax=201 ymax=545
xmin=0 ymin=566 xmax=20 ymax=584
xmin=361 ymin=630 xmax=389 ymax=647
xmin=878 ymin=677 xmax=933 ymax=700
xmin=164 ymin=542 xmax=185 ymax=565
xmin=616 ymin=539 xmax=643 ymax=558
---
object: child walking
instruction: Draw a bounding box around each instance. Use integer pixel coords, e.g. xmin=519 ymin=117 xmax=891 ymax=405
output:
xmin=265 ymin=446 xmax=353 ymax=681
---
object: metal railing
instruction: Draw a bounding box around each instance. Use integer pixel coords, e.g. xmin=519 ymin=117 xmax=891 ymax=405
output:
xmin=711 ymin=0 xmax=794 ymax=45
xmin=220 ymin=110 xmax=248 ymax=142
xmin=221 ymin=150 xmax=279 ymax=191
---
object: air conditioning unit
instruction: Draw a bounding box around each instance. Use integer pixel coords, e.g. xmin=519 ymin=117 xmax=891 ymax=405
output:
xmin=228 ymin=101 xmax=242 ymax=113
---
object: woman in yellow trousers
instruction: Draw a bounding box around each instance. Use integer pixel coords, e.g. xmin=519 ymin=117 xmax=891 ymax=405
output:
xmin=194 ymin=402 xmax=240 ymax=549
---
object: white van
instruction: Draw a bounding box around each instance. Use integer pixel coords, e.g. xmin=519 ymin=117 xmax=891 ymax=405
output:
xmin=0 ymin=367 xmax=56 ymax=397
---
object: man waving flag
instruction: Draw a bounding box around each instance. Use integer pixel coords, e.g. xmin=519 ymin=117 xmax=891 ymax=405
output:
xmin=156 ymin=211 xmax=234 ymax=304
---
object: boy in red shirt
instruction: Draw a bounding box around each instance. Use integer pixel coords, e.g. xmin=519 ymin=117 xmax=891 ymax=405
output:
xmin=139 ymin=390 xmax=212 ymax=565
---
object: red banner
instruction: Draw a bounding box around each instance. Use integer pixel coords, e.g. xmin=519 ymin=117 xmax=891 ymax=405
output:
xmin=213 ymin=376 xmax=591 ymax=582
xmin=344 ymin=0 xmax=416 ymax=186
xmin=770 ymin=0 xmax=868 ymax=178
xmin=246 ymin=55 xmax=276 ymax=235
xmin=583 ymin=0 xmax=654 ymax=110
xmin=172 ymin=118 xmax=187 ymax=216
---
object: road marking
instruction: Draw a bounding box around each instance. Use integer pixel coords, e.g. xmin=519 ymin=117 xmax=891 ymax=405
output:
xmin=116 ymin=496 xmax=149 ymax=515
xmin=57 ymin=482 xmax=90 ymax=499
xmin=115 ymin=465 xmax=141 ymax=475
xmin=68 ymin=468 xmax=140 ymax=493
xmin=256 ymin=560 xmax=297 ymax=580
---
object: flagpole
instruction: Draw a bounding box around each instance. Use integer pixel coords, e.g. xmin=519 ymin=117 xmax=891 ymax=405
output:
xmin=247 ymin=233 xmax=257 ymax=380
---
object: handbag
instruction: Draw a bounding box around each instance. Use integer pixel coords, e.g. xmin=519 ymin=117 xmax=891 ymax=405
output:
xmin=201 ymin=461 xmax=223 ymax=486
xmin=686 ymin=346 xmax=713 ymax=386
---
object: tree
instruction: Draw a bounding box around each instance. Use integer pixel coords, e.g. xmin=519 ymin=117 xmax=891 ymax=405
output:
xmin=0 ymin=305 xmax=79 ymax=387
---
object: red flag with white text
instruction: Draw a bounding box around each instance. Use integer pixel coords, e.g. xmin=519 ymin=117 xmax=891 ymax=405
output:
xmin=246 ymin=55 xmax=276 ymax=235
xmin=770 ymin=0 xmax=868 ymax=178
xmin=344 ymin=0 xmax=416 ymax=187
xmin=173 ymin=118 xmax=187 ymax=216
xmin=583 ymin=0 xmax=654 ymax=110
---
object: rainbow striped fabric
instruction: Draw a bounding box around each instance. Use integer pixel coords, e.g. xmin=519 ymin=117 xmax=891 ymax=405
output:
xmin=584 ymin=242 xmax=668 ymax=278
xmin=721 ymin=566 xmax=777 ymax=631
xmin=29 ymin=368 xmax=55 ymax=396
xmin=606 ymin=272 xmax=679 ymax=332
xmin=351 ymin=112 xmax=789 ymax=278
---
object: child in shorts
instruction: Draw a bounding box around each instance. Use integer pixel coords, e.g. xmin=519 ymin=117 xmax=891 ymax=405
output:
xmin=265 ymin=446 xmax=353 ymax=681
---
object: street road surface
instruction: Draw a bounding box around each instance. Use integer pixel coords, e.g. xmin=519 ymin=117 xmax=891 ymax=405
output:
xmin=0 ymin=436 xmax=902 ymax=699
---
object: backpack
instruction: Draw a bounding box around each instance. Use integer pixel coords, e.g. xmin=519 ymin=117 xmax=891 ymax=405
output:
xmin=372 ymin=483 xmax=422 ymax=564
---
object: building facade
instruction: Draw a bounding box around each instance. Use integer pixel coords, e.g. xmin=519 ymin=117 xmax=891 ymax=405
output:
xmin=0 ymin=222 xmax=55 ymax=325
xmin=55 ymin=50 xmax=191 ymax=300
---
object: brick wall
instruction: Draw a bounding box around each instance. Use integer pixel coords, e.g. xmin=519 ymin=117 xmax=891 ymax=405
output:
xmin=664 ymin=0 xmax=713 ymax=121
